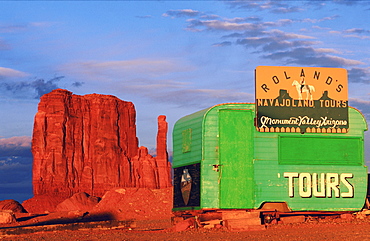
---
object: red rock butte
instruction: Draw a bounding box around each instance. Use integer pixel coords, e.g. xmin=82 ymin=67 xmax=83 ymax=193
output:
xmin=24 ymin=89 xmax=171 ymax=212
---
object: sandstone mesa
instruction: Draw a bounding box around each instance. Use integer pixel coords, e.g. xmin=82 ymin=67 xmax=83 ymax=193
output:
xmin=22 ymin=89 xmax=172 ymax=214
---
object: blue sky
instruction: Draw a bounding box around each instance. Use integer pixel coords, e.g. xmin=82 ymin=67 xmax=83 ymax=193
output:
xmin=0 ymin=1 xmax=370 ymax=202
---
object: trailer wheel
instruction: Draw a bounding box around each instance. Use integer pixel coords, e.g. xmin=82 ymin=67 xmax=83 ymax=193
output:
xmin=263 ymin=213 xmax=274 ymax=224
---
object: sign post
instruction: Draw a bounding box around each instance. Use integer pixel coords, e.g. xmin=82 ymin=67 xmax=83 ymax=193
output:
xmin=255 ymin=66 xmax=348 ymax=133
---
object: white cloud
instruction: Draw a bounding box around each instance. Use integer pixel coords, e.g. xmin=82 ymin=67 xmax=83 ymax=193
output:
xmin=326 ymin=55 xmax=364 ymax=66
xmin=0 ymin=136 xmax=31 ymax=147
xmin=343 ymin=34 xmax=370 ymax=40
xmin=302 ymin=15 xmax=339 ymax=23
xmin=316 ymin=48 xmax=342 ymax=54
xmin=60 ymin=58 xmax=194 ymax=82
xmin=188 ymin=19 xmax=258 ymax=31
xmin=225 ymin=0 xmax=300 ymax=13
xmin=163 ymin=9 xmax=201 ymax=18
xmin=0 ymin=24 xmax=27 ymax=33
xmin=271 ymin=6 xmax=303 ymax=14
xmin=147 ymin=88 xmax=254 ymax=108
xmin=186 ymin=18 xmax=293 ymax=32
xmin=0 ymin=67 xmax=28 ymax=78
xmin=263 ymin=47 xmax=365 ymax=67
xmin=329 ymin=28 xmax=370 ymax=39
xmin=30 ymin=22 xmax=56 ymax=28
xmin=348 ymin=67 xmax=370 ymax=84
xmin=329 ymin=30 xmax=341 ymax=34
xmin=268 ymin=29 xmax=315 ymax=39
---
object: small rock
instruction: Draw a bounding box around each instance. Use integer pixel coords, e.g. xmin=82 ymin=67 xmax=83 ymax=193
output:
xmin=340 ymin=213 xmax=353 ymax=220
xmin=0 ymin=210 xmax=16 ymax=224
xmin=174 ymin=217 xmax=195 ymax=232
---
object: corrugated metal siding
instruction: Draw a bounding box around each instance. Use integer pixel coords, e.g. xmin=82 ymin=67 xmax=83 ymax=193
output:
xmin=172 ymin=105 xmax=223 ymax=209
xmin=348 ymin=107 xmax=368 ymax=135
xmin=253 ymin=105 xmax=368 ymax=211
xmin=201 ymin=104 xmax=254 ymax=209
xmin=200 ymin=107 xmax=220 ymax=209
xmin=253 ymin=163 xmax=367 ymax=211
xmin=279 ymin=136 xmax=362 ymax=165
xmin=172 ymin=108 xmax=209 ymax=168
xmin=218 ymin=109 xmax=254 ymax=208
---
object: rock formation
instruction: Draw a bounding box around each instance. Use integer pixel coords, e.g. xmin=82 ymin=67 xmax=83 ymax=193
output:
xmin=0 ymin=200 xmax=27 ymax=213
xmin=156 ymin=115 xmax=172 ymax=189
xmin=56 ymin=192 xmax=100 ymax=212
xmin=24 ymin=89 xmax=171 ymax=213
xmin=22 ymin=195 xmax=65 ymax=213
xmin=91 ymin=187 xmax=173 ymax=220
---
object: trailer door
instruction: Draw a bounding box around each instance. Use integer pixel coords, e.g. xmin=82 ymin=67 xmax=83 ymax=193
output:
xmin=219 ymin=109 xmax=254 ymax=208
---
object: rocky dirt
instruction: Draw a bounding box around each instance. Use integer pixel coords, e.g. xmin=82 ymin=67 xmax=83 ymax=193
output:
xmin=1 ymin=213 xmax=370 ymax=241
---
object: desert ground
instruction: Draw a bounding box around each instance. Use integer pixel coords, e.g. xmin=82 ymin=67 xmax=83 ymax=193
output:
xmin=1 ymin=212 xmax=370 ymax=241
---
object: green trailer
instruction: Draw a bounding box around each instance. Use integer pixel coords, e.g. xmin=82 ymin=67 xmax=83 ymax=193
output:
xmin=172 ymin=103 xmax=368 ymax=213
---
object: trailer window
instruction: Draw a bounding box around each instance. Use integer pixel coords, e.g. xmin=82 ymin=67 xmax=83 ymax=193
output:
xmin=279 ymin=136 xmax=362 ymax=166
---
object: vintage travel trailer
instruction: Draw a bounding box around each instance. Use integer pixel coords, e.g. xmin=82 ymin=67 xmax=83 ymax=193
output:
xmin=172 ymin=66 xmax=368 ymax=214
xmin=172 ymin=103 xmax=367 ymax=212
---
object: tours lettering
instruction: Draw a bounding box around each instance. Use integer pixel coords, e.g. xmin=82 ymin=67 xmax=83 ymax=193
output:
xmin=284 ymin=172 xmax=354 ymax=198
